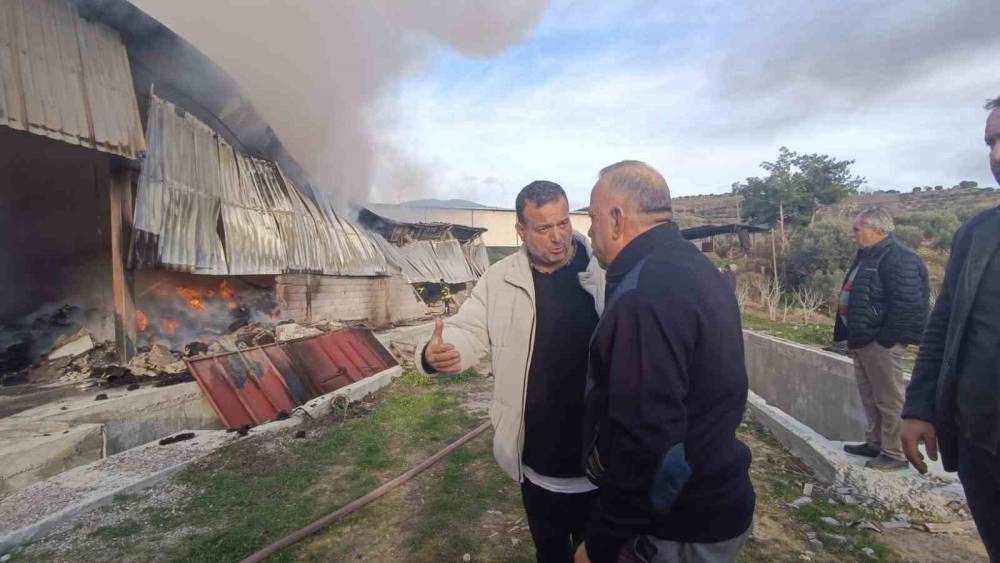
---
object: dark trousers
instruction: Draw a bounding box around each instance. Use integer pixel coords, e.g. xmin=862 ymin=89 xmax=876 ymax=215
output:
xmin=521 ymin=478 xmax=598 ymax=563
xmin=958 ymin=435 xmax=1000 ymax=561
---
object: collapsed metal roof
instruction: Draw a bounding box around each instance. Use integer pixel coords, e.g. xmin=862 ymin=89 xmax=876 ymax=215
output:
xmin=681 ymin=224 xmax=768 ymax=240
xmin=0 ymin=0 xmax=145 ymax=158
xmin=133 ymin=94 xmax=393 ymax=276
xmin=359 ymin=208 xmax=489 ymax=284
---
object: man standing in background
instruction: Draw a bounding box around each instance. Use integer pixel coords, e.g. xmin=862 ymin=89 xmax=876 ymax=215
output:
xmin=419 ymin=180 xmax=605 ymax=563
xmin=835 ymin=207 xmax=929 ymax=471
xmin=902 ymin=96 xmax=1000 ymax=560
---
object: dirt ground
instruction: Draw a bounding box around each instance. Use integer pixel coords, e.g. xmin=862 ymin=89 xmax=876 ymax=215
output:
xmin=7 ymin=370 xmax=990 ymax=563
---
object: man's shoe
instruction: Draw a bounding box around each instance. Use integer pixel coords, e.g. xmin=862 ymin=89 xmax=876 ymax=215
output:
xmin=843 ymin=443 xmax=880 ymax=458
xmin=865 ymin=454 xmax=908 ymax=471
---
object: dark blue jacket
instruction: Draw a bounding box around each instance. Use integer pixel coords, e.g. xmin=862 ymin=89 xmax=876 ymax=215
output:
xmin=582 ymin=223 xmax=755 ymax=563
xmin=833 ymin=235 xmax=929 ymax=349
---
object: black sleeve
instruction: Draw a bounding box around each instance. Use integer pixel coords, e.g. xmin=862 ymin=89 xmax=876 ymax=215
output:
xmin=902 ymin=231 xmax=964 ymax=422
xmin=585 ymin=294 xmax=693 ymax=563
xmin=878 ymin=249 xmax=929 ymax=347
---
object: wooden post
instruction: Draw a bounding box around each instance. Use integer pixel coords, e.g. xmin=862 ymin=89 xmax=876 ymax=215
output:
xmin=110 ymin=164 xmax=137 ymax=362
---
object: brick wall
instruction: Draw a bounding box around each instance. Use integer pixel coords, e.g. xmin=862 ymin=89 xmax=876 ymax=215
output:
xmin=276 ymin=274 xmax=427 ymax=325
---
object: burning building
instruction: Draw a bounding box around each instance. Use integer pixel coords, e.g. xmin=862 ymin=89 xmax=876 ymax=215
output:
xmin=0 ymin=0 xmax=487 ymax=370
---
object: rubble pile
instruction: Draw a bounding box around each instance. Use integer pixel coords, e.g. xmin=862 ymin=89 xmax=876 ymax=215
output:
xmin=3 ymin=315 xmax=359 ymax=393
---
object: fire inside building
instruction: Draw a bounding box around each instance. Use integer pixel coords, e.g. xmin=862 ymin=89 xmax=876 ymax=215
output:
xmin=0 ymin=0 xmax=486 ymax=374
xmin=0 ymin=0 xmax=491 ymax=498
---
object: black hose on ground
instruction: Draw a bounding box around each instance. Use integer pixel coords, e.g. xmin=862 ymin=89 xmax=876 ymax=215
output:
xmin=239 ymin=421 xmax=492 ymax=563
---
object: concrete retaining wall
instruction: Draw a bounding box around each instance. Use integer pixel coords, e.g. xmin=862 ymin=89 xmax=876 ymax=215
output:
xmin=743 ymin=331 xmax=866 ymax=441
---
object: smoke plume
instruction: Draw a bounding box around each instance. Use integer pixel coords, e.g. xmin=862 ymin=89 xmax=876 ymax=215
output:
xmin=129 ymin=0 xmax=547 ymax=207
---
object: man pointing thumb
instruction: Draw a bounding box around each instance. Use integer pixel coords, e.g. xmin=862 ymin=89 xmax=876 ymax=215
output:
xmin=423 ymin=319 xmax=462 ymax=373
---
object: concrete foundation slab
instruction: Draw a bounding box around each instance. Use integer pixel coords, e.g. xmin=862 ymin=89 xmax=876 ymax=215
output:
xmin=748 ymin=391 xmax=965 ymax=522
xmin=0 ymin=365 xmax=404 ymax=553
xmin=0 ymin=421 xmax=103 ymax=497
xmin=7 ymin=382 xmax=222 ymax=455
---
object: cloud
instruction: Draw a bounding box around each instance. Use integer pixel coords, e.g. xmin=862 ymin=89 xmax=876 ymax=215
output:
xmin=377 ymin=0 xmax=1000 ymax=207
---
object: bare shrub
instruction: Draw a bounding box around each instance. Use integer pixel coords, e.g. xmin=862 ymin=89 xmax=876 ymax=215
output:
xmin=751 ymin=276 xmax=782 ymax=321
xmin=793 ymin=285 xmax=825 ymax=322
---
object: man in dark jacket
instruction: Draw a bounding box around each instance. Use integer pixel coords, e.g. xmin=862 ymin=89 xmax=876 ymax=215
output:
xmin=902 ymin=96 xmax=1000 ymax=560
xmin=834 ymin=207 xmax=929 ymax=471
xmin=575 ymin=161 xmax=755 ymax=563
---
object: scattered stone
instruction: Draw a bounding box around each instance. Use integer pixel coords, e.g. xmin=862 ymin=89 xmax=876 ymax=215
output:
xmin=798 ymin=553 xmax=813 ymax=562
xmin=809 ymin=539 xmax=823 ymax=548
xmin=923 ymin=521 xmax=978 ymax=535
xmin=276 ymin=323 xmax=323 ymax=342
xmin=803 ymin=483 xmax=814 ymax=497
xmin=841 ymin=494 xmax=859 ymax=506
xmin=853 ymin=521 xmax=882 ymax=533
xmin=463 ymin=554 xmax=471 ymax=562
xmin=820 ymin=532 xmax=848 ymax=543
xmin=836 ymin=487 xmax=856 ymax=495
xmin=827 ymin=498 xmax=838 ymax=505
xmin=789 ymin=496 xmax=814 ymax=509
xmin=510 ymin=538 xmax=520 ymax=547
xmin=159 ymin=432 xmax=196 ymax=446
xmin=95 ymin=393 xmax=108 ymax=401
xmin=127 ymin=383 xmax=141 ymax=391
xmin=49 ymin=329 xmax=96 ymax=360
xmin=294 ymin=430 xmax=307 ymax=439
xmin=881 ymin=520 xmax=910 ymax=530
xmin=820 ymin=517 xmax=842 ymax=527
xmin=861 ymin=547 xmax=877 ymax=560
xmin=1 ymin=552 xmax=10 ymax=562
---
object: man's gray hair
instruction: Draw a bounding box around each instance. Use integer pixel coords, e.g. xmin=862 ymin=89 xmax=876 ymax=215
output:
xmin=598 ymin=160 xmax=672 ymax=216
xmin=985 ymin=96 xmax=1000 ymax=111
xmin=855 ymin=207 xmax=895 ymax=234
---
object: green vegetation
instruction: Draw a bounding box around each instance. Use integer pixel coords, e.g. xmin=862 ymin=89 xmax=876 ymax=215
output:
xmin=741 ymin=312 xmax=833 ymax=347
xmin=733 ymin=147 xmax=864 ymax=230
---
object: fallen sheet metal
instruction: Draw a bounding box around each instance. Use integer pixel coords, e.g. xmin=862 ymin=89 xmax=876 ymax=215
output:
xmin=186 ymin=328 xmax=397 ymax=429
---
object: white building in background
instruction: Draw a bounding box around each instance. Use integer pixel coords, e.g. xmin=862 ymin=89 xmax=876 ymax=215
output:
xmin=367 ymin=204 xmax=593 ymax=248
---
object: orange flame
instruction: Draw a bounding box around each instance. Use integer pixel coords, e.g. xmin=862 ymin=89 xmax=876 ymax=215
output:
xmin=136 ymin=310 xmax=149 ymax=332
xmin=176 ymin=286 xmax=207 ymax=311
xmin=220 ymin=280 xmax=236 ymax=299
xmin=162 ymin=319 xmax=178 ymax=334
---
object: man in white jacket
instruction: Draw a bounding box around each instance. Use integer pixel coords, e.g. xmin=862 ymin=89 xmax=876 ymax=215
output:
xmin=418 ymin=180 xmax=605 ymax=563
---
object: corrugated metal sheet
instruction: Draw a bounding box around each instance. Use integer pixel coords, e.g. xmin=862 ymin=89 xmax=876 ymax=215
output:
xmin=374 ymin=238 xmax=477 ymax=284
xmin=134 ymin=94 xmax=395 ymax=277
xmin=0 ymin=0 xmax=144 ymax=158
xmin=187 ymin=328 xmax=397 ymax=429
xmin=134 ymin=95 xmax=227 ymax=273
xmin=464 ymin=238 xmax=489 ymax=278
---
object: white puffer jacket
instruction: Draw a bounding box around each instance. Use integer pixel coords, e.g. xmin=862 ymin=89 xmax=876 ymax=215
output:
xmin=416 ymin=233 xmax=605 ymax=482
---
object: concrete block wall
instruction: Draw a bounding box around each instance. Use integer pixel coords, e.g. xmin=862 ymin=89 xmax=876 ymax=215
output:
xmin=743 ymin=331 xmax=867 ymax=441
xmin=276 ymin=274 xmax=427 ymax=325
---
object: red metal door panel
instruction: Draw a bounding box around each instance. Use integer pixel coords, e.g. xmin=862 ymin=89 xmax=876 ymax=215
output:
xmin=186 ymin=328 xmax=398 ymax=429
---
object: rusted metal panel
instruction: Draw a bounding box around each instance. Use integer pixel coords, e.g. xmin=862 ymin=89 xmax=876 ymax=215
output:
xmin=186 ymin=329 xmax=397 ymax=429
xmin=0 ymin=0 xmax=144 ymax=158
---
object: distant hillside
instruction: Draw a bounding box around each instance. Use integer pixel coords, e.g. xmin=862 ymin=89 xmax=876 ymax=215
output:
xmin=672 ymin=188 xmax=1000 ymax=226
xmin=400 ymin=198 xmax=490 ymax=209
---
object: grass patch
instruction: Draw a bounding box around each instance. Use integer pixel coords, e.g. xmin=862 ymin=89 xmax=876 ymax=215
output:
xmin=88 ymin=519 xmax=139 ymax=541
xmin=741 ymin=312 xmax=833 ymax=347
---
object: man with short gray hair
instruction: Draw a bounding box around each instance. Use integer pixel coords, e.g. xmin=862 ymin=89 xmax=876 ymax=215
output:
xmin=835 ymin=206 xmax=929 ymax=470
